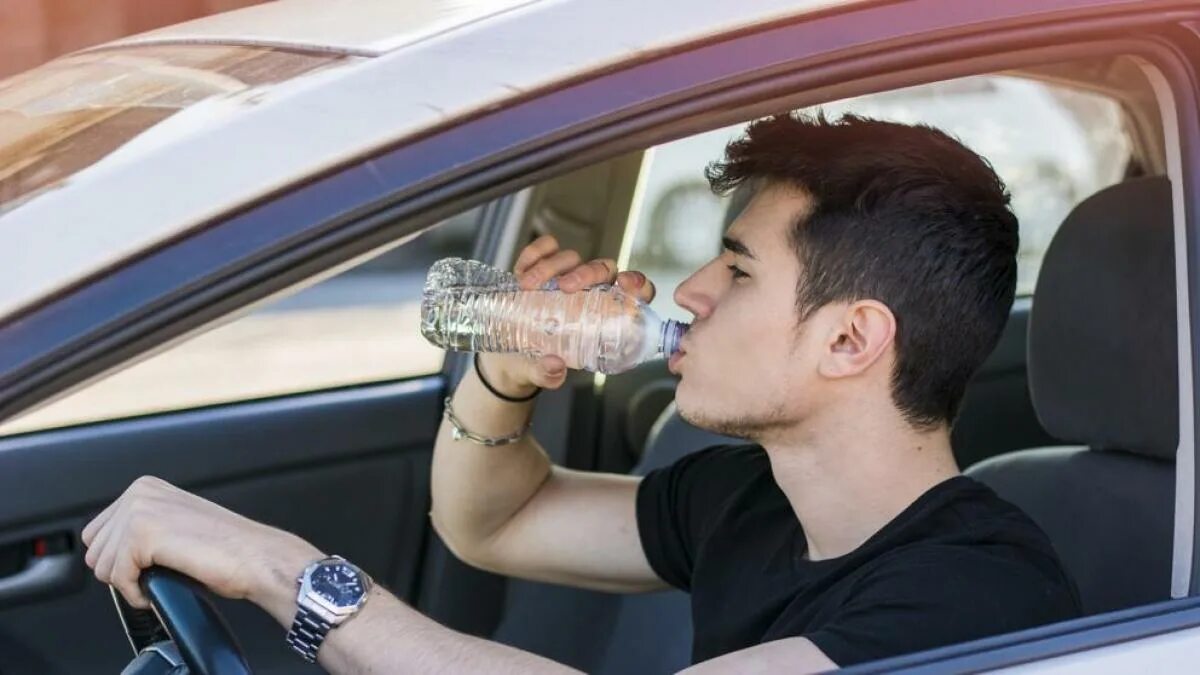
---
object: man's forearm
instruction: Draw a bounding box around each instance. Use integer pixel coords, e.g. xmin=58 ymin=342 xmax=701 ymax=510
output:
xmin=252 ymin=553 xmax=579 ymax=675
xmin=324 ymin=589 xmax=581 ymax=674
xmin=429 ymin=356 xmax=554 ymax=561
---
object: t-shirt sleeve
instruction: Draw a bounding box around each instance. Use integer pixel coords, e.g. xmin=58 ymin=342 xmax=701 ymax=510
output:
xmin=803 ymin=547 xmax=1079 ymax=667
xmin=635 ymin=444 xmax=755 ymax=591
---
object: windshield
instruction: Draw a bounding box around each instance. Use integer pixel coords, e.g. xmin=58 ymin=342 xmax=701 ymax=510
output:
xmin=0 ymin=44 xmax=360 ymax=215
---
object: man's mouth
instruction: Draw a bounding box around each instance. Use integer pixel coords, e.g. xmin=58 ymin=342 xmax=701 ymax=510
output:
xmin=668 ymin=350 xmax=686 ymax=375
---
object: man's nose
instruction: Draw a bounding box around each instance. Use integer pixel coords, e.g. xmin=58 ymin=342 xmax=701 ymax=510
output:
xmin=674 ymin=266 xmax=717 ymax=320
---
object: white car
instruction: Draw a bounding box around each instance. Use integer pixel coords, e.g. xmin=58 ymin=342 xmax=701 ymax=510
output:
xmin=0 ymin=0 xmax=1195 ymax=673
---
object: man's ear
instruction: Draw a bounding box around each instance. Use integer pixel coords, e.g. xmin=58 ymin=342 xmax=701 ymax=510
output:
xmin=818 ymin=300 xmax=896 ymax=379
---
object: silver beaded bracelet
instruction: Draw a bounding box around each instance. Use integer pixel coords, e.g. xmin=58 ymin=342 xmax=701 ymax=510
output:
xmin=443 ymin=396 xmax=532 ymax=446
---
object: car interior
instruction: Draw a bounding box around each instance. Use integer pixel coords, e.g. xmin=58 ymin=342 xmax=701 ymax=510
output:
xmin=0 ymin=51 xmax=1182 ymax=674
xmin=468 ymin=54 xmax=1180 ymax=674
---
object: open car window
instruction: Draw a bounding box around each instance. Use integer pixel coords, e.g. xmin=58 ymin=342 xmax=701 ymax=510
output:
xmin=625 ymin=71 xmax=1135 ymax=324
xmin=0 ymin=209 xmax=478 ymax=437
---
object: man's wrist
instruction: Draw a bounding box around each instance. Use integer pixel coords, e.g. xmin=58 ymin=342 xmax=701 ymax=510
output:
xmin=476 ymin=354 xmax=540 ymax=399
xmin=248 ymin=535 xmax=324 ymax=626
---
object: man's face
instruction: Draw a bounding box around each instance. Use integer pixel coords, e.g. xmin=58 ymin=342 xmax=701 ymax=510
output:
xmin=671 ymin=183 xmax=834 ymax=441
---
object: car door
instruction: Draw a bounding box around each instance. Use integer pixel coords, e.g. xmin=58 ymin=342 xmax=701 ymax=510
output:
xmin=0 ymin=146 xmax=646 ymax=673
xmin=0 ymin=206 xmax=498 ymax=673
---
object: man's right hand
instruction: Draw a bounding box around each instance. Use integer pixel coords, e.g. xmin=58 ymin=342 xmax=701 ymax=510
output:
xmin=478 ymin=234 xmax=657 ymax=396
xmin=433 ymin=234 xmax=666 ymax=595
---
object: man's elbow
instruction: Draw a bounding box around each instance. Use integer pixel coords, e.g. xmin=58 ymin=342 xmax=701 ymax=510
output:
xmin=429 ymin=509 xmax=509 ymax=574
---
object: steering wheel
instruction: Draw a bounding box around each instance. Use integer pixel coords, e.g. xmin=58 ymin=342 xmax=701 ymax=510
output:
xmin=112 ymin=567 xmax=252 ymax=675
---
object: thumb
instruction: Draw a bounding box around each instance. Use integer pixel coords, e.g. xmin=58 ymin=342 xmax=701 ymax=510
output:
xmin=532 ymin=355 xmax=568 ymax=389
xmin=616 ymin=271 xmax=656 ymax=304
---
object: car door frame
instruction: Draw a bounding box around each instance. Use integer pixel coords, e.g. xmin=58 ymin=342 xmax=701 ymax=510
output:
xmin=2 ymin=0 xmax=1200 ymax=667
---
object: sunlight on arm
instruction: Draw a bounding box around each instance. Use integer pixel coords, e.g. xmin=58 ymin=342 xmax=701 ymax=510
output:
xmin=677 ymin=637 xmax=837 ymax=675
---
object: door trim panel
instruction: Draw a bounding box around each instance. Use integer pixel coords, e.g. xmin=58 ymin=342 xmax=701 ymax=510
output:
xmin=0 ymin=377 xmax=442 ymax=530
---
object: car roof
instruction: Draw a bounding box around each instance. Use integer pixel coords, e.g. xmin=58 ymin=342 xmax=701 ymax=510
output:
xmin=106 ymin=0 xmax=547 ymax=56
xmin=0 ymin=0 xmax=856 ymax=323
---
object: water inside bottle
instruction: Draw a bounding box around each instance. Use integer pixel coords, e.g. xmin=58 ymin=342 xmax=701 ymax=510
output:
xmin=421 ymin=257 xmax=687 ymax=373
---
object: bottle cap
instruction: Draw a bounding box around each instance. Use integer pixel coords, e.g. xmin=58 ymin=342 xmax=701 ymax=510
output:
xmin=661 ymin=320 xmax=689 ymax=356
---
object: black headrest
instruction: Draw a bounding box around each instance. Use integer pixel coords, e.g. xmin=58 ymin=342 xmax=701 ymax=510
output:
xmin=1028 ymin=176 xmax=1177 ymax=460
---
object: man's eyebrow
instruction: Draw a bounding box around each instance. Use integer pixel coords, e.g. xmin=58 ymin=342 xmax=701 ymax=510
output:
xmin=722 ymin=235 xmax=758 ymax=261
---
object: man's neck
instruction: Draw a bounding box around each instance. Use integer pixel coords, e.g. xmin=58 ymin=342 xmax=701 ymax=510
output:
xmin=760 ymin=414 xmax=959 ymax=561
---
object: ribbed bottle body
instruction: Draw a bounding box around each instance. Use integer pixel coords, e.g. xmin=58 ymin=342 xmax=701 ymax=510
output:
xmin=421 ymin=258 xmax=686 ymax=374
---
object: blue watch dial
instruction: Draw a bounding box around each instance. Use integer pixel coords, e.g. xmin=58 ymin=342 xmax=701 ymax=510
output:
xmin=310 ymin=562 xmax=366 ymax=607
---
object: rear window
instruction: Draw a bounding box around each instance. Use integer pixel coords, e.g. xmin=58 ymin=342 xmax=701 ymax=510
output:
xmin=0 ymin=44 xmax=360 ymax=215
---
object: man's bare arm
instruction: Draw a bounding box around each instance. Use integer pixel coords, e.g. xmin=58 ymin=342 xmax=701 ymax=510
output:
xmin=429 ymin=350 xmax=666 ymax=593
xmin=253 ymin=577 xmax=585 ymax=675
xmin=429 ymin=235 xmax=666 ymax=593
xmin=82 ymin=477 xmax=588 ymax=674
xmin=678 ymin=637 xmax=838 ymax=675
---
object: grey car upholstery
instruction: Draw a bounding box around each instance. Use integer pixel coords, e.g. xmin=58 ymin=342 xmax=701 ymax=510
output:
xmin=968 ymin=176 xmax=1177 ymax=615
xmin=635 ymin=401 xmax=741 ymax=474
xmin=493 ymin=404 xmax=736 ymax=674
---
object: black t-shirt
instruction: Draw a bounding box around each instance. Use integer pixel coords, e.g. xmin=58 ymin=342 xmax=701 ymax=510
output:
xmin=636 ymin=444 xmax=1082 ymax=667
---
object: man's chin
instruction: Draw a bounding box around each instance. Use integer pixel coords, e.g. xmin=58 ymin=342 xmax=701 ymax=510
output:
xmin=675 ymin=399 xmax=753 ymax=441
xmin=675 ymin=387 xmax=797 ymax=441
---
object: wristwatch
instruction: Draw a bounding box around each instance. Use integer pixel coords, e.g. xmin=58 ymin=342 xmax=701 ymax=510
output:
xmin=286 ymin=555 xmax=373 ymax=663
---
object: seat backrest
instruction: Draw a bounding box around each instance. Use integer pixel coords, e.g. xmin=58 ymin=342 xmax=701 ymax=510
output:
xmin=968 ymin=176 xmax=1178 ymax=615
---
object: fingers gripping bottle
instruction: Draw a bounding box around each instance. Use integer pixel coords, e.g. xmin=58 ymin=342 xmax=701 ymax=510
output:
xmin=420 ymin=258 xmax=688 ymax=375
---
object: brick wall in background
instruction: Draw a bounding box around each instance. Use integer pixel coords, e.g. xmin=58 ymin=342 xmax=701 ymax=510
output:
xmin=0 ymin=0 xmax=268 ymax=79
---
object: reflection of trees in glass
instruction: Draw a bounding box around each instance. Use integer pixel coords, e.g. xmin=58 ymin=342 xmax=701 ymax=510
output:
xmin=0 ymin=45 xmax=350 ymax=215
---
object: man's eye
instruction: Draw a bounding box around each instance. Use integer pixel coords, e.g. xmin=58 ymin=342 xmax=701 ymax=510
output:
xmin=726 ymin=264 xmax=749 ymax=280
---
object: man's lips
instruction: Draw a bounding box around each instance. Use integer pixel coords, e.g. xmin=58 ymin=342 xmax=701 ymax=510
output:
xmin=668 ymin=350 xmax=686 ymax=375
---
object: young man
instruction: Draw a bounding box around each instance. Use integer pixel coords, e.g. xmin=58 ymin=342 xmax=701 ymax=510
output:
xmin=83 ymin=113 xmax=1080 ymax=673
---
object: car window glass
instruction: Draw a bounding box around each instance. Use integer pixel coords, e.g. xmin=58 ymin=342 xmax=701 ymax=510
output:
xmin=626 ymin=73 xmax=1133 ymax=323
xmin=0 ymin=210 xmax=478 ymax=437
xmin=0 ymin=44 xmax=361 ymax=216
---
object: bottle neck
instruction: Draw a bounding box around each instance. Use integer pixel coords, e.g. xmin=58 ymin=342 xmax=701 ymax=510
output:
xmin=658 ymin=319 xmax=687 ymax=356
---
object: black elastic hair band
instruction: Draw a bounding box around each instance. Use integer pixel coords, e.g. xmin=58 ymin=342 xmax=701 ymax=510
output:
xmin=474 ymin=353 xmax=541 ymax=402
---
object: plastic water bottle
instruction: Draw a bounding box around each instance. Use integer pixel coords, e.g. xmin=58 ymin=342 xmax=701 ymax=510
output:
xmin=420 ymin=257 xmax=688 ymax=375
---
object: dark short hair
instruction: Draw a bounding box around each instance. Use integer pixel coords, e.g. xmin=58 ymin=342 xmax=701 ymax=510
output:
xmin=705 ymin=112 xmax=1018 ymax=429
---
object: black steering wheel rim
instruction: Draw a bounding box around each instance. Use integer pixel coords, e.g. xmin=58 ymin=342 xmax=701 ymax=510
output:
xmin=130 ymin=567 xmax=252 ymax=675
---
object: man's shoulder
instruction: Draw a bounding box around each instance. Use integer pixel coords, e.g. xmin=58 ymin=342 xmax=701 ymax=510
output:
xmin=798 ymin=535 xmax=1082 ymax=666
xmin=876 ymin=539 xmax=1080 ymax=618
xmin=894 ymin=476 xmax=1062 ymax=551
xmin=858 ymin=477 xmax=1083 ymax=612
xmin=937 ymin=477 xmax=1074 ymax=569
xmin=860 ymin=510 xmax=1082 ymax=620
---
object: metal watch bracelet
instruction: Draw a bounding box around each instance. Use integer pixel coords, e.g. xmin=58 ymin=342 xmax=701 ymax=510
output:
xmin=443 ymin=396 xmax=532 ymax=446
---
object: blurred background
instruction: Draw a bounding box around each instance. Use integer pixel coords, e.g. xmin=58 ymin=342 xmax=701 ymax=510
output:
xmin=0 ymin=0 xmax=266 ymax=79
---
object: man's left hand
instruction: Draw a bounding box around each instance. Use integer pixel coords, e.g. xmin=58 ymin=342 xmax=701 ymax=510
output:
xmin=82 ymin=476 xmax=321 ymax=613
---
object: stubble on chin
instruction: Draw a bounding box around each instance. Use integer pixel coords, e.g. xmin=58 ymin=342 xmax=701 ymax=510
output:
xmin=676 ymin=395 xmax=791 ymax=441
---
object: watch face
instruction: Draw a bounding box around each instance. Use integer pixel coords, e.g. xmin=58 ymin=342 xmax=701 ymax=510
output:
xmin=309 ymin=562 xmax=366 ymax=608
